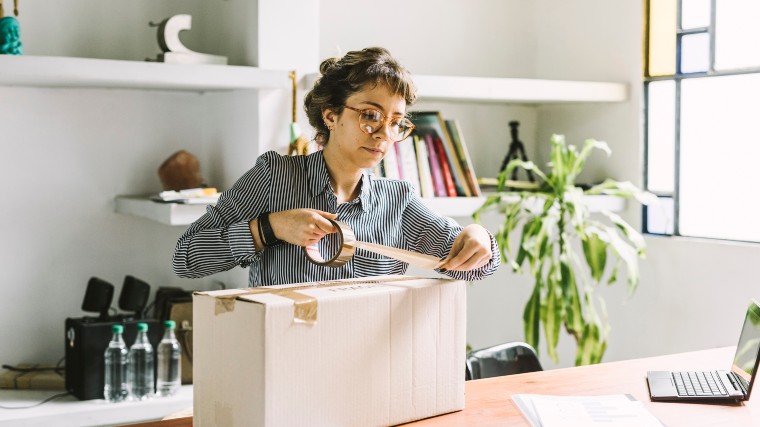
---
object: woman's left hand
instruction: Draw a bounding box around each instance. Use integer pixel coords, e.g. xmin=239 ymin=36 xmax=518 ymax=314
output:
xmin=439 ymin=224 xmax=493 ymax=272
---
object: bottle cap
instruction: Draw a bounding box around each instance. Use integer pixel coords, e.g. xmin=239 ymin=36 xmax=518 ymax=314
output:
xmin=137 ymin=322 xmax=149 ymax=332
xmin=112 ymin=324 xmax=124 ymax=334
xmin=164 ymin=320 xmax=176 ymax=329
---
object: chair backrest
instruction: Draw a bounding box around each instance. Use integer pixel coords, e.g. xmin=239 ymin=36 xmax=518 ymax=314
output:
xmin=466 ymin=341 xmax=542 ymax=380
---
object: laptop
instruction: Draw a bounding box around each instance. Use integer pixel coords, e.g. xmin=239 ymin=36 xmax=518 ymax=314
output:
xmin=647 ymin=299 xmax=760 ymax=402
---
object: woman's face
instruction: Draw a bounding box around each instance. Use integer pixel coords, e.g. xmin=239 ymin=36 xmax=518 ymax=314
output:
xmin=323 ymin=84 xmax=407 ymax=172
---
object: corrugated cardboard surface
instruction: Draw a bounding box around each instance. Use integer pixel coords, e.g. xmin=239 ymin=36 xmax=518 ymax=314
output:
xmin=193 ymin=275 xmax=466 ymax=427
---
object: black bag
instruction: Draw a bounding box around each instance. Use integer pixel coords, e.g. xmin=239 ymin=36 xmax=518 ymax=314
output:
xmin=64 ymin=317 xmax=162 ymax=400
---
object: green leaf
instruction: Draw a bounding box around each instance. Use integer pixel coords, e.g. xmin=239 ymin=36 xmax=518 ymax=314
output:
xmin=605 ymin=226 xmax=641 ymax=294
xmin=602 ymin=211 xmax=647 ymax=256
xmin=582 ymin=233 xmax=608 ymax=282
xmin=523 ymin=284 xmax=542 ymax=351
xmin=565 ymin=267 xmax=584 ymax=335
xmin=544 ymin=269 xmax=562 ymax=363
xmin=472 ymin=194 xmax=502 ymax=222
xmin=575 ymin=323 xmax=597 ymax=366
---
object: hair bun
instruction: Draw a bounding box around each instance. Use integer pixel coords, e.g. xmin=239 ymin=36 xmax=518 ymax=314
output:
xmin=319 ymin=57 xmax=339 ymax=75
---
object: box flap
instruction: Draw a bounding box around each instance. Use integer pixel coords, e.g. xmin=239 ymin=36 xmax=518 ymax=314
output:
xmin=194 ymin=275 xmax=458 ymax=324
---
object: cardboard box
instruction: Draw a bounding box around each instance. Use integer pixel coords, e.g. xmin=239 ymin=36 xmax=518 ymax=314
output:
xmin=193 ymin=275 xmax=466 ymax=427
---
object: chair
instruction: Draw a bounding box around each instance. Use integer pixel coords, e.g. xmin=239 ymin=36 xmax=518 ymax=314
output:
xmin=465 ymin=341 xmax=543 ymax=380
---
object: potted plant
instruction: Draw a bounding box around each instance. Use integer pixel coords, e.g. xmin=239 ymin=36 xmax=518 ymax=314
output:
xmin=473 ymin=135 xmax=655 ymax=365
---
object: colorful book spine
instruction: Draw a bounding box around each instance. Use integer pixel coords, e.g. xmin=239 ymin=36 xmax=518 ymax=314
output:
xmin=393 ymin=142 xmax=405 ymax=180
xmin=382 ymin=142 xmax=401 ymax=180
xmin=414 ymin=135 xmax=435 ymax=198
xmin=445 ymin=119 xmax=481 ymax=196
xmin=436 ymin=118 xmax=470 ymax=197
xmin=397 ymin=136 xmax=422 ymax=197
xmin=424 ymin=134 xmax=447 ymax=197
xmin=434 ymin=136 xmax=458 ymax=197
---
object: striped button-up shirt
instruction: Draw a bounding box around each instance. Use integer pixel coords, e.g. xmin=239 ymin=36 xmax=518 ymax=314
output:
xmin=172 ymin=150 xmax=500 ymax=286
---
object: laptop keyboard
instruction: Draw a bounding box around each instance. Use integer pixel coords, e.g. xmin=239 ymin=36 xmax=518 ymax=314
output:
xmin=672 ymin=371 xmax=728 ymax=397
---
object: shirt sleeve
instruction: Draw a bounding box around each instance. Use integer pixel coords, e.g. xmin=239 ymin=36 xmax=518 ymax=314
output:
xmin=401 ymin=185 xmax=500 ymax=281
xmin=172 ymin=153 xmax=273 ymax=278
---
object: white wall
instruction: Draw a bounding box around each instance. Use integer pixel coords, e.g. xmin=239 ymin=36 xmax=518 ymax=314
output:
xmin=2 ymin=0 xmax=756 ymax=372
xmin=533 ymin=0 xmax=760 ymax=368
xmin=0 ymin=1 xmax=257 ymax=366
xmin=324 ymin=0 xmax=760 ymax=370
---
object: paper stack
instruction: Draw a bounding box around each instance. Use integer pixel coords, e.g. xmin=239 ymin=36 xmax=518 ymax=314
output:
xmin=512 ymin=394 xmax=664 ymax=427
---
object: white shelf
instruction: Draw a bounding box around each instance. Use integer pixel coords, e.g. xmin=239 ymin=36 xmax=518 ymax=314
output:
xmin=304 ymin=73 xmax=627 ymax=104
xmin=414 ymin=75 xmax=627 ymax=103
xmin=421 ymin=197 xmax=487 ymax=217
xmin=0 ymin=385 xmax=192 ymax=427
xmin=493 ymin=193 xmax=626 ymax=213
xmin=0 ymin=55 xmax=290 ymax=92
xmin=115 ymin=195 xmax=488 ymax=226
xmin=115 ymin=195 xmax=622 ymax=226
xmin=115 ymin=196 xmax=210 ymax=226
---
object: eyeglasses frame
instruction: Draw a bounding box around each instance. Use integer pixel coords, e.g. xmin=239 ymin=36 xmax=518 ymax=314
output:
xmin=342 ymin=105 xmax=415 ymax=143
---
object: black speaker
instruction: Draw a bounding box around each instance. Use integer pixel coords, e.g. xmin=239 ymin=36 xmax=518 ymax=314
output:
xmin=81 ymin=277 xmax=114 ymax=320
xmin=119 ymin=275 xmax=151 ymax=318
xmin=64 ymin=317 xmax=162 ymax=400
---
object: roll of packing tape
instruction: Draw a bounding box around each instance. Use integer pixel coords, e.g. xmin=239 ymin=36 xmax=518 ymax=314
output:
xmin=302 ymin=219 xmax=356 ymax=267
xmin=303 ymin=219 xmax=444 ymax=270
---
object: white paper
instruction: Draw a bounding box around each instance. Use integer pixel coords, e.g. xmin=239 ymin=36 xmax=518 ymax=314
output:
xmin=513 ymin=394 xmax=664 ymax=427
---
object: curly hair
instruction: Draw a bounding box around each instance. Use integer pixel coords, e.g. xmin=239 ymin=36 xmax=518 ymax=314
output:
xmin=304 ymin=47 xmax=417 ymax=146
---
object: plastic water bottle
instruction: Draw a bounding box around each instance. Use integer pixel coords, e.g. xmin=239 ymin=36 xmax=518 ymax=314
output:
xmin=156 ymin=320 xmax=181 ymax=396
xmin=128 ymin=322 xmax=154 ymax=400
xmin=103 ymin=324 xmax=129 ymax=402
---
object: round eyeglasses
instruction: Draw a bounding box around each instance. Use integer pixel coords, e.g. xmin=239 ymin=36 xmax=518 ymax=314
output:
xmin=343 ymin=105 xmax=415 ymax=143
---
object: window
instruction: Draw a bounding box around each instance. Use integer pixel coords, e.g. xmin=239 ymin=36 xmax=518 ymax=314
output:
xmin=644 ymin=0 xmax=760 ymax=242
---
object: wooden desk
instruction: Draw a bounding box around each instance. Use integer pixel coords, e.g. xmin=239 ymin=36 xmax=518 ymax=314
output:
xmin=127 ymin=347 xmax=757 ymax=427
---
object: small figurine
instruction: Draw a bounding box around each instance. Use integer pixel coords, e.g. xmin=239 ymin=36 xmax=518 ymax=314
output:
xmin=0 ymin=0 xmax=22 ymax=55
xmin=149 ymin=14 xmax=227 ymax=64
xmin=0 ymin=16 xmax=21 ymax=55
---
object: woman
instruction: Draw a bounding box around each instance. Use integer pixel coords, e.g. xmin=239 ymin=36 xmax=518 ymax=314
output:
xmin=173 ymin=47 xmax=500 ymax=286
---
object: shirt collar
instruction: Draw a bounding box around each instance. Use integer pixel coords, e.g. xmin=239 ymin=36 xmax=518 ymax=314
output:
xmin=306 ymin=150 xmax=371 ymax=212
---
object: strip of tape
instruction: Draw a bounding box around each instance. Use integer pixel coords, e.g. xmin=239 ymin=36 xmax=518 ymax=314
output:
xmin=212 ymin=277 xmax=427 ymax=324
xmin=302 ymin=220 xmax=444 ymax=270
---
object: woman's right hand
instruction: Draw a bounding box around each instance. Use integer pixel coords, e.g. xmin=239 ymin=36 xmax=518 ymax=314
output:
xmin=268 ymin=209 xmax=337 ymax=247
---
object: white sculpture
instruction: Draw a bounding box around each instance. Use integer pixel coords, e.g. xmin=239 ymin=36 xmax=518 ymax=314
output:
xmin=150 ymin=14 xmax=227 ymax=65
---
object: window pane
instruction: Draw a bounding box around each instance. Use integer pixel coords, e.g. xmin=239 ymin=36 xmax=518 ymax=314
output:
xmin=715 ymin=0 xmax=760 ymax=70
xmin=646 ymin=196 xmax=674 ymax=235
xmin=680 ymin=33 xmax=710 ymax=73
xmin=680 ymin=74 xmax=760 ymax=242
xmin=649 ymin=0 xmax=677 ymax=76
xmin=646 ymin=80 xmax=676 ymax=194
xmin=681 ymin=0 xmax=711 ymax=29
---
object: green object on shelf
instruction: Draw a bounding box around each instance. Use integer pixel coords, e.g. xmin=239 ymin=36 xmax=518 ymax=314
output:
xmin=473 ymin=134 xmax=657 ymax=366
xmin=0 ymin=16 xmax=22 ymax=55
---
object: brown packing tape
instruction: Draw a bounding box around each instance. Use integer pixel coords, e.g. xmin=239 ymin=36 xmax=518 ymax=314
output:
xmin=302 ymin=219 xmax=356 ymax=267
xmin=211 ymin=276 xmax=428 ymax=324
xmin=303 ymin=220 xmax=445 ymax=270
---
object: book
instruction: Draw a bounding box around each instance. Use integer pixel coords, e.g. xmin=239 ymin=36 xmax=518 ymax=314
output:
xmin=433 ymin=136 xmax=458 ymax=197
xmin=412 ymin=112 xmax=471 ymax=197
xmin=382 ymin=142 xmax=401 ymax=180
xmin=397 ymin=136 xmax=422 ymax=197
xmin=445 ymin=119 xmax=481 ymax=196
xmin=393 ymin=142 xmax=405 ymax=180
xmin=414 ymin=135 xmax=435 ymax=198
xmin=424 ymin=133 xmax=447 ymax=197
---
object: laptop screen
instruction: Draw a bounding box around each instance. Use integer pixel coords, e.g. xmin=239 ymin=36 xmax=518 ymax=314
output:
xmin=731 ymin=300 xmax=760 ymax=394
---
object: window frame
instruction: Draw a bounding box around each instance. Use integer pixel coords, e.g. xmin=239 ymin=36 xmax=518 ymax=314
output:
xmin=643 ymin=0 xmax=760 ymax=243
